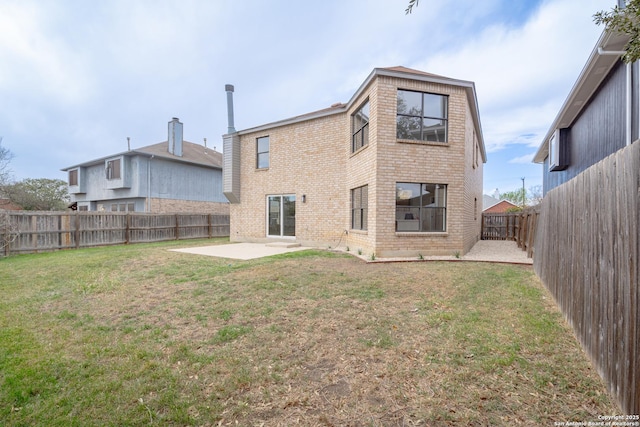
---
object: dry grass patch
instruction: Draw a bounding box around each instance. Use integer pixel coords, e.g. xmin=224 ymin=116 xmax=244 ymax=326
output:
xmin=0 ymin=239 xmax=618 ymax=426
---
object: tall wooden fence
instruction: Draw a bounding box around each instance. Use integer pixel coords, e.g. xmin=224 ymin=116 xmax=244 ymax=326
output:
xmin=534 ymin=141 xmax=639 ymax=414
xmin=481 ymin=208 xmax=539 ymax=258
xmin=1 ymin=211 xmax=230 ymax=256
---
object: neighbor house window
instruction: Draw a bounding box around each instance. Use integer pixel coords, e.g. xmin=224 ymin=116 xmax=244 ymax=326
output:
xmin=106 ymin=159 xmax=121 ymax=180
xmin=257 ymin=136 xmax=270 ymax=169
xmin=69 ymin=169 xmax=78 ymax=186
xmin=351 ymin=100 xmax=370 ymax=153
xmin=351 ymin=185 xmax=368 ymax=230
xmin=397 ymin=90 xmax=448 ymax=142
xmin=396 ymin=182 xmax=447 ymax=232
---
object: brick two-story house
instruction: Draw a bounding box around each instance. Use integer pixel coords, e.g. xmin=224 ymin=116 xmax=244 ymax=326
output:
xmin=223 ymin=67 xmax=486 ymax=257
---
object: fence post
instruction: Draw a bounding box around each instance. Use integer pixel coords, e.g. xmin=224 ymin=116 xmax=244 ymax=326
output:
xmin=175 ymin=214 xmax=179 ymax=240
xmin=75 ymin=212 xmax=80 ymax=249
xmin=208 ymin=214 xmax=212 ymax=238
xmin=518 ymin=213 xmax=523 ymax=245
xmin=125 ymin=213 xmax=130 ymax=244
xmin=2 ymin=212 xmax=9 ymax=257
xmin=527 ymin=210 xmax=537 ymax=258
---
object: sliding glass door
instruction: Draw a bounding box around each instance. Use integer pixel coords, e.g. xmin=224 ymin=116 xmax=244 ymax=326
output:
xmin=267 ymin=195 xmax=295 ymax=237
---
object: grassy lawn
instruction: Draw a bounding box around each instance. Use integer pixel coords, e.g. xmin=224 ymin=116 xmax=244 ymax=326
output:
xmin=0 ymin=239 xmax=617 ymax=426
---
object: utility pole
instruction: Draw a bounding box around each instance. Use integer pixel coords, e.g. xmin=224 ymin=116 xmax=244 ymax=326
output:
xmin=521 ymin=177 xmax=526 ymax=209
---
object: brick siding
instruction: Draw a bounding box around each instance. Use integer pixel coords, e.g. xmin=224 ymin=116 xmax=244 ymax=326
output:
xmin=147 ymin=198 xmax=230 ymax=214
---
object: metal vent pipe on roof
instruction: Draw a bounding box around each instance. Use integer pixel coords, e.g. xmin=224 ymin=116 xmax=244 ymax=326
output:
xmin=225 ymin=84 xmax=236 ymax=134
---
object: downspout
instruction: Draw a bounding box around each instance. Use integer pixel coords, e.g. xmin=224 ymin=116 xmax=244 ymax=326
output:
xmin=597 ymin=47 xmax=632 ymax=146
xmin=147 ymin=155 xmax=154 ymax=212
xmin=627 ymin=62 xmax=632 ymax=146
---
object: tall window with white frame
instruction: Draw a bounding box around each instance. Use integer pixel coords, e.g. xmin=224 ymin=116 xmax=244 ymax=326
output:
xmin=395 ymin=183 xmax=447 ymax=232
xmin=396 ymin=90 xmax=448 ymax=142
xmin=257 ymin=136 xmax=270 ymax=169
xmin=351 ymin=100 xmax=370 ymax=153
xmin=350 ymin=185 xmax=368 ymax=230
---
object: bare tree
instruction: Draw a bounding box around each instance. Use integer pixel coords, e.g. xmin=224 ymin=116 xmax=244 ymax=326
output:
xmin=528 ymin=185 xmax=543 ymax=206
xmin=0 ymin=137 xmax=14 ymax=186
xmin=0 ymin=138 xmax=16 ymax=255
xmin=0 ymin=210 xmax=17 ymax=256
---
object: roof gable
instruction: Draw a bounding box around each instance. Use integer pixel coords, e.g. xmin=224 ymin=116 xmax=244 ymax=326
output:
xmin=483 ymin=199 xmax=519 ymax=213
xmin=62 ymin=140 xmax=222 ymax=171
xmin=232 ymin=66 xmax=487 ymax=163
xmin=137 ymin=140 xmax=222 ymax=168
xmin=381 ymin=66 xmax=451 ymax=80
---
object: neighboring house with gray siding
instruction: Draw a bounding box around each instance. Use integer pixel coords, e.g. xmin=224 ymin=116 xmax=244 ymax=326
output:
xmin=62 ymin=118 xmax=229 ymax=214
xmin=533 ymin=29 xmax=635 ymax=194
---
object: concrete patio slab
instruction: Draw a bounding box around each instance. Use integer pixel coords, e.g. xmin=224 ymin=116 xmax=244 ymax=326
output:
xmin=170 ymin=242 xmax=310 ymax=260
xmin=172 ymin=240 xmax=532 ymax=264
xmin=342 ymin=240 xmax=533 ymax=265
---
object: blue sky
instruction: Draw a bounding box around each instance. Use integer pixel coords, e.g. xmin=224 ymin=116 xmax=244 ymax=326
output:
xmin=0 ymin=0 xmax=615 ymax=195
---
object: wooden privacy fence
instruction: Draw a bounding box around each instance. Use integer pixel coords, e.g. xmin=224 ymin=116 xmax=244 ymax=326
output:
xmin=534 ymin=141 xmax=639 ymax=414
xmin=481 ymin=208 xmax=539 ymax=258
xmin=1 ymin=211 xmax=230 ymax=256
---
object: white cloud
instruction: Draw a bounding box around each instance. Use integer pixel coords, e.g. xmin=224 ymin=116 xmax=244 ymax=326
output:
xmin=0 ymin=1 xmax=93 ymax=105
xmin=414 ymin=0 xmax=612 ymax=153
xmin=0 ymin=0 xmax=618 ymax=184
xmin=508 ymin=153 xmax=536 ymax=164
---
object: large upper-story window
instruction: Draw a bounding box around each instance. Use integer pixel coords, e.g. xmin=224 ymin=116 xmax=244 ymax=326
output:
xmin=351 ymin=185 xmax=368 ymax=230
xmin=68 ymin=169 xmax=78 ymax=186
xmin=351 ymin=100 xmax=370 ymax=153
xmin=397 ymin=90 xmax=448 ymax=142
xmin=106 ymin=159 xmax=121 ymax=180
xmin=257 ymin=136 xmax=270 ymax=169
xmin=396 ymin=182 xmax=447 ymax=232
